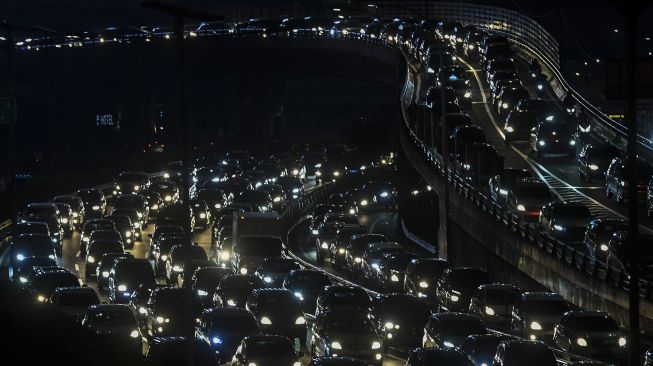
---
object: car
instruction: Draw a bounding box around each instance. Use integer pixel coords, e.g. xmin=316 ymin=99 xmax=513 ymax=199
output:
xmin=423 ymin=312 xmax=488 ymax=349
xmin=436 ymin=267 xmax=491 ymax=312
xmin=577 ymin=143 xmax=619 ymax=182
xmin=344 ymin=234 xmax=387 ymax=280
xmin=283 ymin=269 xmax=332 ymax=315
xmin=96 ymin=252 xmax=133 ymax=289
xmin=492 ymin=340 xmax=557 ymax=366
xmin=85 ymin=239 xmax=123 ymax=280
xmin=315 ymin=285 xmax=371 ymax=315
xmin=307 ymin=357 xmax=368 ymax=366
xmin=604 ymin=231 xmax=653 ymax=281
xmin=583 ymin=218 xmax=628 ymax=263
xmin=373 ymin=251 xmax=417 ymax=292
xmin=29 ymin=267 xmax=81 ymax=303
xmin=113 ymin=194 xmax=149 ymax=223
xmin=81 ymin=304 xmax=142 ymax=353
xmin=605 ymin=157 xmax=653 ymax=203
xmin=513 ymin=99 xmax=554 ymax=121
xmin=11 ymin=233 xmax=56 ymax=275
xmin=530 ymin=119 xmax=577 ymax=157
xmin=369 ymin=294 xmax=431 ymax=350
xmin=438 ymin=66 xmax=472 ymax=107
xmin=54 ymin=195 xmax=85 ymax=229
xmin=488 ymin=168 xmax=532 ymax=204
xmin=156 ymin=204 xmax=194 ymax=233
xmin=191 ymin=266 xmax=233 ymax=306
xmin=231 ymin=235 xmax=284 ymax=275
xmin=255 ymin=258 xmax=301 ymax=288
xmin=459 ymin=334 xmax=515 ymax=366
xmin=106 ymin=214 xmax=135 ymax=248
xmin=315 ymin=160 xmax=347 ymax=185
xmin=503 ymin=109 xmax=538 ymax=143
xmin=23 ymin=214 xmax=63 ymax=255
xmin=510 ymin=292 xmax=571 ymax=342
xmin=645 ymin=349 xmax=653 ymax=366
xmin=111 ymin=208 xmax=143 ymax=238
xmin=13 ymin=256 xmax=57 ymax=284
xmin=129 ymin=283 xmax=166 ymax=326
xmin=233 ymin=189 xmax=273 ymax=212
xmin=357 ymin=181 xmax=398 ymax=212
xmin=145 ymin=287 xmax=203 ymax=337
xmin=361 ymin=242 xmax=406 ymax=282
xmin=449 ymin=125 xmax=487 ymax=160
xmin=53 ymin=202 xmax=73 ymax=236
xmin=165 ymin=244 xmax=207 ymax=285
xmin=145 ymin=190 xmax=164 ymax=219
xmin=506 ymin=178 xmax=554 ymax=222
xmin=495 ymin=86 xmax=529 ymax=117
xmin=145 ymin=336 xmax=217 ymax=366
xmin=23 ymin=202 xmax=60 ymax=221
xmin=553 ymin=310 xmax=626 ymax=361
xmin=231 ymin=335 xmax=302 ymax=366
xmin=80 ymin=218 xmax=116 ymax=255
xmin=310 ymin=204 xmax=344 ymax=235
xmin=77 ymin=188 xmax=106 ymax=219
xmin=13 ymin=220 xmax=49 ymax=237
xmin=189 ymin=199 xmax=211 ymax=229
xmin=108 ymin=258 xmax=156 ymax=304
xmin=150 ymin=180 xmax=180 ymax=205
xmin=196 ymin=186 xmax=229 ymax=213
xmin=316 ymin=214 xmax=361 ymax=263
xmin=49 ymin=286 xmax=100 ymax=320
xmin=404 ymin=257 xmax=450 ymax=302
xmin=246 ymin=288 xmax=306 ymax=345
xmin=453 ymin=143 xmax=503 ymax=186
xmin=258 ymin=184 xmax=286 ymax=211
xmin=329 ymin=224 xmax=366 ymax=270
xmin=277 ymin=176 xmax=304 ymax=200
xmin=114 ymin=171 xmax=150 ymax=195
xmin=214 ymin=274 xmax=265 ymax=308
xmin=405 ymin=347 xmax=473 ymax=366
xmin=538 ymin=201 xmax=593 ymax=249
xmin=310 ymin=311 xmax=383 ymax=365
xmin=195 ymin=307 xmax=260 ymax=363
xmin=469 ymin=284 xmax=521 ymax=331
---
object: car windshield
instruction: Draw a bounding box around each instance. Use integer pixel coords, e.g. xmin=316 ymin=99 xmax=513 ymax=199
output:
xmin=89 ymin=309 xmax=134 ymax=326
xmin=516 ymin=186 xmax=550 ymax=199
xmin=449 ymin=271 xmax=489 ymax=291
xmin=503 ymin=346 xmax=556 ymax=366
xmin=209 ymin=313 xmax=258 ymax=331
xmin=26 ymin=206 xmax=56 ymax=216
xmin=115 ymin=263 xmax=154 ymax=283
xmin=326 ymin=317 xmax=374 ymax=335
xmin=261 ymin=260 xmax=299 ymax=273
xmin=15 ymin=225 xmax=48 ymax=236
xmin=290 ymin=273 xmax=330 ymax=288
xmin=258 ymin=293 xmax=299 ymax=308
xmin=526 ymin=299 xmax=569 ymax=315
xmin=247 ymin=340 xmax=294 ymax=357
xmin=555 ymin=206 xmax=591 ymax=219
xmin=79 ymin=190 xmax=102 ymax=201
xmin=573 ymin=315 xmax=619 ymax=331
xmin=154 ymin=292 xmax=192 ymax=314
xmin=485 ymin=289 xmax=520 ymax=305
xmin=57 ymin=292 xmax=99 ymax=306
xmin=439 ymin=319 xmax=486 ymax=335
xmin=237 ymin=237 xmax=282 ymax=257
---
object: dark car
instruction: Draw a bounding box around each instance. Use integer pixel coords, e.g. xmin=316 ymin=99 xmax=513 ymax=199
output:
xmin=330 ymin=224 xmax=366 ymax=270
xmin=308 ymin=357 xmax=368 ymax=366
xmin=506 ymin=178 xmax=554 ymax=222
xmin=13 ymin=220 xmax=49 ymax=238
xmin=231 ymin=235 xmax=284 ymax=275
xmin=503 ymin=109 xmax=538 ymax=143
xmin=214 ymin=274 xmax=265 ymax=308
xmin=436 ymin=267 xmax=491 ymax=312
xmin=488 ymin=168 xmax=532 ymax=204
xmin=113 ymin=194 xmax=149 ymax=223
xmin=145 ymin=287 xmax=203 ymax=337
xmin=111 ymin=208 xmax=143 ymax=239
xmin=129 ymin=283 xmax=166 ymax=326
xmin=192 ymin=266 xmax=233 ymax=306
xmin=53 ymin=202 xmax=73 ymax=236
xmin=14 ymin=256 xmax=57 ymax=284
xmin=495 ymin=86 xmax=529 ymax=117
xmin=404 ymin=257 xmax=450 ymax=303
xmin=344 ymin=234 xmax=387 ymax=280
xmin=108 ymin=258 xmax=156 ymax=304
xmin=80 ymin=218 xmax=116 ymax=255
xmin=106 ymin=214 xmax=135 ymax=248
xmin=583 ymin=218 xmax=628 ymax=263
xmin=11 ymin=233 xmax=56 ymax=275
xmin=114 ymin=171 xmax=149 ymax=195
xmin=361 ymin=242 xmax=406 ymax=283
xmin=315 ymin=285 xmax=371 ymax=316
xmin=510 ymin=292 xmax=571 ymax=342
xmin=577 ymin=144 xmax=620 ymax=182
xmin=189 ymin=199 xmax=211 ymax=229
xmin=459 ymin=334 xmax=515 ymax=366
xmin=423 ymin=312 xmax=488 ymax=349
xmin=85 ymin=239 xmax=123 ymax=280
xmin=492 ymin=340 xmax=557 ymax=366
xmin=54 ymin=195 xmax=85 ymax=229
xmin=96 ymin=252 xmax=133 ymax=289
xmin=310 ymin=311 xmax=383 ymax=365
xmin=277 ymin=176 xmax=304 ymax=200
xmin=231 ymin=335 xmax=301 ymax=366
xmin=23 ymin=214 xmax=63 ymax=255
xmin=373 ymin=251 xmax=417 ymax=292
xmin=145 ymin=336 xmax=217 ymax=366
xmin=553 ymin=310 xmax=626 ymax=361
xmin=29 ymin=267 xmax=81 ymax=303
xmin=405 ymin=348 xmax=473 ymax=366
xmin=233 ymin=189 xmax=273 ymax=213
xmin=81 ymin=304 xmax=142 ymax=353
xmin=50 ymin=286 xmax=100 ymax=320
xmin=538 ymin=201 xmax=593 ymax=249
xmin=530 ymin=120 xmax=576 ymax=157
xmin=255 ymin=258 xmax=301 ymax=288
xmin=246 ymin=288 xmax=306 ymax=345
xmin=605 ymin=157 xmax=653 ymax=203
xmin=604 ymin=231 xmax=653 ymax=281
xmin=283 ymin=269 xmax=332 ymax=315
xmin=165 ymin=244 xmax=207 ymax=285
xmin=195 ymin=307 xmax=260 ymax=362
xmin=469 ymin=284 xmax=521 ymax=332
xmin=369 ymin=294 xmax=431 ymax=350
xmin=77 ymin=188 xmax=106 ymax=219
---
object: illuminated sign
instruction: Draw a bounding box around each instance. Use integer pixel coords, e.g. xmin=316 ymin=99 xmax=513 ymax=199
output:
xmin=96 ymin=114 xmax=114 ymax=126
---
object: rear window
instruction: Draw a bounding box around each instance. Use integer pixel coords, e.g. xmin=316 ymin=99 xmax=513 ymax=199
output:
xmin=56 ymin=292 xmax=99 ymax=306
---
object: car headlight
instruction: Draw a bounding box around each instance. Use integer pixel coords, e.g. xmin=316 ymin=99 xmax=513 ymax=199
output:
xmin=72 ymin=212 xmax=79 ymax=217
xmin=419 ymin=281 xmax=428 ymax=288
xmin=264 ymin=276 xmax=272 ymax=283
xmin=273 ymin=196 xmax=282 ymax=203
xmin=338 ymin=248 xmax=345 ymax=254
xmin=199 ymin=212 xmax=206 ymax=219
xmin=589 ymin=164 xmax=599 ymax=170
xmin=384 ymin=322 xmax=394 ymax=330
xmin=87 ymin=256 xmax=95 ymax=263
xmin=333 ymin=171 xmax=340 ymax=177
xmin=139 ymin=306 xmax=147 ymax=314
xmin=156 ymin=316 xmax=165 ymax=324
xmin=212 ymin=336 xmax=223 ymax=344
xmin=37 ymin=295 xmax=46 ymax=302
xmin=485 ymin=306 xmax=495 ymax=316
xmin=160 ymin=254 xmax=168 ymax=261
xmin=134 ymin=185 xmax=140 ymax=191
xmin=117 ymin=284 xmax=127 ymax=292
xmin=92 ymin=205 xmax=100 ymax=211
xmin=576 ymin=338 xmax=588 ymax=347
xmin=240 ymin=267 xmax=248 ymax=274
xmin=502 ymin=102 xmax=509 ymax=109
xmin=172 ymin=265 xmax=183 ymax=272
xmin=360 ymin=199 xmax=368 ymax=206
xmin=261 ymin=316 xmax=272 ymax=325
xmin=82 ymin=236 xmax=89 ymax=242
xmin=137 ymin=212 xmax=143 ymax=218
xmin=197 ymin=290 xmax=208 ymax=296
xmin=125 ymin=231 xmax=132 ymax=237
xmin=151 ymin=204 xmax=159 ymax=210
xmin=569 ymin=140 xmax=576 ymax=146
xmin=517 ymin=204 xmax=526 ymax=212
xmin=530 ymin=321 xmax=542 ymax=330
xmin=49 ymin=254 xmax=56 ymax=260
xmin=618 ymin=337 xmax=627 ymax=347
xmin=294 ymin=292 xmax=304 ymax=301
xmin=214 ymin=203 xmax=222 ymax=209
xmin=349 ymin=208 xmax=356 ymax=215
xmin=354 ymin=257 xmax=362 ymax=263
xmin=295 ymin=316 xmax=306 ymax=325
xmin=164 ymin=195 xmax=172 ymax=202
xmin=505 ymin=126 xmax=514 ymax=132
xmin=554 ymin=224 xmax=564 ymax=231
xmin=538 ymin=140 xmax=546 ymax=146
xmin=130 ymin=330 xmax=139 ymax=338
xmin=450 ymin=294 xmax=459 ymax=302
xmin=371 ymin=341 xmax=381 ymax=349
xmin=292 ymin=169 xmax=299 ymax=175
xmin=331 ymin=341 xmax=342 ymax=350
xmin=321 ymin=242 xmax=329 ymax=249
xmin=390 ymin=274 xmax=399 ymax=282
xmin=16 ymin=254 xmax=25 ymax=261
xmin=102 ymin=271 xmax=110 ymax=278
xmin=61 ymin=218 xmax=69 ymax=224
xmin=443 ymin=341 xmax=455 ymax=348
xmin=292 ymin=188 xmax=300 ymax=193
xmin=600 ymin=244 xmax=609 ymax=252
xmin=227 ymin=299 xmax=236 ymax=306
xmin=163 ymin=172 xmax=170 ymax=179
xmin=464 ymin=91 xmax=471 ymax=98
xmin=380 ymin=191 xmax=389 ymax=198
xmin=220 ymin=251 xmax=230 ymax=261
xmin=116 ymin=185 xmax=121 ymax=190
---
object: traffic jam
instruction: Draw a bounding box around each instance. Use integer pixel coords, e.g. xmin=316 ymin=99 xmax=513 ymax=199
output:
xmin=5 ymin=11 xmax=653 ymax=366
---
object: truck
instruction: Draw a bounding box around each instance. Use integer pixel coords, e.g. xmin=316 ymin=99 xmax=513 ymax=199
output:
xmin=228 ymin=211 xmax=285 ymax=275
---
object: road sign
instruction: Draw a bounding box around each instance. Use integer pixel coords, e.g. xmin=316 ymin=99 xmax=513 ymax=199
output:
xmin=606 ymin=57 xmax=653 ymax=99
